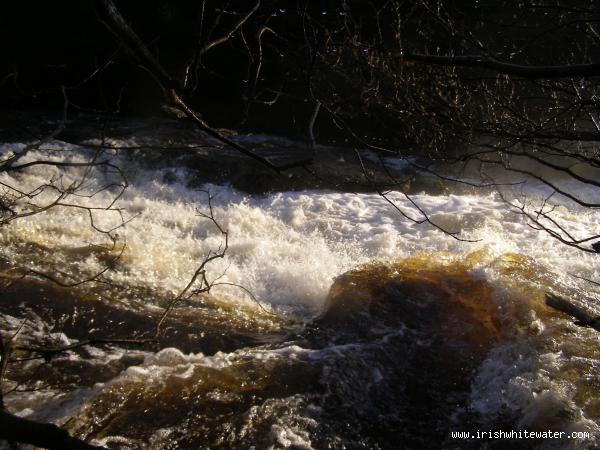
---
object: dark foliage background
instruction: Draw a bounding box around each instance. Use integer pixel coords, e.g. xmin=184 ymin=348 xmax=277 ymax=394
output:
xmin=2 ymin=1 xmax=600 ymax=148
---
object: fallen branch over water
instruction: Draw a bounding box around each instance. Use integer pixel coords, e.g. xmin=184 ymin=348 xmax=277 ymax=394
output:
xmin=545 ymin=293 xmax=600 ymax=331
xmin=93 ymin=0 xmax=311 ymax=173
xmin=0 ymin=409 xmax=106 ymax=450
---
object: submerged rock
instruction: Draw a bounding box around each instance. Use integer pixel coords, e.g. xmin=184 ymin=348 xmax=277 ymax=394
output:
xmin=305 ymin=257 xmax=505 ymax=447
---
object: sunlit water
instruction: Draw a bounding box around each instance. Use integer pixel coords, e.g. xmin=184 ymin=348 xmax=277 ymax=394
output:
xmin=0 ymin=138 xmax=599 ymax=449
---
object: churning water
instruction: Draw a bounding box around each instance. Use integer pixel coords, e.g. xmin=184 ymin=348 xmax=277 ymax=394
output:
xmin=0 ymin=136 xmax=599 ymax=449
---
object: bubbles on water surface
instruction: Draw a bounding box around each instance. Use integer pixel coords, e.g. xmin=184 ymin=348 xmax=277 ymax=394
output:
xmin=1 ymin=141 xmax=600 ymax=448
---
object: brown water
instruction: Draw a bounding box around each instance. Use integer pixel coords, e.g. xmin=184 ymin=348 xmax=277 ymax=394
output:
xmin=1 ymin=136 xmax=599 ymax=449
xmin=3 ymin=251 xmax=598 ymax=449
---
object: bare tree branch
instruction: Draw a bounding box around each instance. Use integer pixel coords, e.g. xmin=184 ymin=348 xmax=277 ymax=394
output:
xmin=154 ymin=190 xmax=228 ymax=338
xmin=92 ymin=0 xmax=311 ymax=173
xmin=546 ymin=293 xmax=600 ymax=331
xmin=402 ymin=52 xmax=600 ymax=79
xmin=0 ymin=409 xmax=107 ymax=450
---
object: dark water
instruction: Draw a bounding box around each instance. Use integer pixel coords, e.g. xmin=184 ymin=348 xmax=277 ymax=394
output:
xmin=1 ymin=125 xmax=599 ymax=449
xmin=3 ymin=253 xmax=598 ymax=449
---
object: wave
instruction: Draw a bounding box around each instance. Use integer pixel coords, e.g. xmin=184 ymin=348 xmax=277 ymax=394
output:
xmin=1 ymin=139 xmax=599 ymax=448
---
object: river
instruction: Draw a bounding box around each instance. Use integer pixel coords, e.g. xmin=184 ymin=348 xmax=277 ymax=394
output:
xmin=0 ymin=124 xmax=599 ymax=449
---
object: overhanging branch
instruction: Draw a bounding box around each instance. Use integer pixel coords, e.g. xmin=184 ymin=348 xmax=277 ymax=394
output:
xmin=403 ymin=52 xmax=600 ymax=79
xmin=92 ymin=0 xmax=175 ymax=88
xmin=92 ymin=0 xmax=310 ymax=173
xmin=0 ymin=409 xmax=106 ymax=450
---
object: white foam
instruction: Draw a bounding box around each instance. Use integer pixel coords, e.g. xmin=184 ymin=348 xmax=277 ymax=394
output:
xmin=2 ymin=139 xmax=600 ymax=441
xmin=2 ymin=141 xmax=599 ymax=316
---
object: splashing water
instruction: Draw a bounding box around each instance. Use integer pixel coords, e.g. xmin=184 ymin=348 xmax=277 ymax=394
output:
xmin=1 ymin=139 xmax=599 ymax=449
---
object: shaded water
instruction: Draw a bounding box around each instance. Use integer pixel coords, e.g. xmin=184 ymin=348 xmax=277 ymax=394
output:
xmin=1 ymin=137 xmax=599 ymax=449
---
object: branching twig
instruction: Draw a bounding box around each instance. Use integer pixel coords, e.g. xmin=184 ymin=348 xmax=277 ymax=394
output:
xmin=154 ymin=190 xmax=229 ymax=338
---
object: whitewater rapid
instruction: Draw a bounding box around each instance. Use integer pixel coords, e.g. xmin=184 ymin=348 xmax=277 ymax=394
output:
xmin=1 ymin=141 xmax=598 ymax=312
xmin=1 ymin=139 xmax=599 ymax=449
